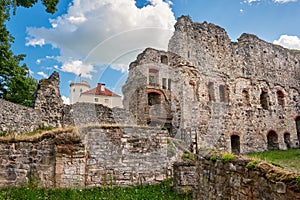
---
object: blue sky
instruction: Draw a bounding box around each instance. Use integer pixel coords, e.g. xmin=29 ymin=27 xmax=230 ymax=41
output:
xmin=6 ymin=0 xmax=300 ymax=104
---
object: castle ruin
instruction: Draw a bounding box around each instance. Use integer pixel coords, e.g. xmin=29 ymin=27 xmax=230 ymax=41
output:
xmin=123 ymin=16 xmax=300 ymax=154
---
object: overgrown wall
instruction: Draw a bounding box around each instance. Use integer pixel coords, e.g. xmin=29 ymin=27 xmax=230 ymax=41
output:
xmin=0 ymin=126 xmax=170 ymax=188
xmin=192 ymin=152 xmax=300 ymax=199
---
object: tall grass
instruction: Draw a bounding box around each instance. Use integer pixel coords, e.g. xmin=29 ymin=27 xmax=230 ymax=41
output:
xmin=0 ymin=180 xmax=192 ymax=200
xmin=248 ymin=149 xmax=300 ymax=173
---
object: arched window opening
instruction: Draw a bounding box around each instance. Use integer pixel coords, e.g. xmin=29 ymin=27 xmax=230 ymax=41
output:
xmin=231 ymin=135 xmax=240 ymax=154
xmin=284 ymin=132 xmax=291 ymax=149
xmin=242 ymin=89 xmax=250 ymax=108
xmin=277 ymin=90 xmax=285 ymax=107
xmin=296 ymin=116 xmax=300 ymax=147
xmin=260 ymin=90 xmax=269 ymax=110
xmin=148 ymin=92 xmax=161 ymax=106
xmin=267 ymin=131 xmax=279 ymax=150
xmin=161 ymin=55 xmax=168 ymax=65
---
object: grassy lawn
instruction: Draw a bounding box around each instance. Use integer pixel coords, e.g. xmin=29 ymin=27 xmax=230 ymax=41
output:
xmin=247 ymin=149 xmax=300 ymax=173
xmin=0 ymin=180 xmax=192 ymax=200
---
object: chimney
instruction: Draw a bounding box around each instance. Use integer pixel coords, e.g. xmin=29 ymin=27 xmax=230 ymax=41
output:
xmin=100 ymin=83 xmax=105 ymax=92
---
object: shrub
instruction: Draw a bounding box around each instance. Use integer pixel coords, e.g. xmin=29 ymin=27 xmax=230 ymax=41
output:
xmin=210 ymin=155 xmax=218 ymax=162
xmin=182 ymin=152 xmax=195 ymax=161
xmin=246 ymin=160 xmax=258 ymax=169
xmin=221 ymin=153 xmax=235 ymax=163
xmin=296 ymin=176 xmax=300 ymax=183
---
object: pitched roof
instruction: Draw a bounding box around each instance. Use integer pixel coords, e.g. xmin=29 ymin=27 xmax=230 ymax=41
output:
xmin=82 ymin=83 xmax=121 ymax=97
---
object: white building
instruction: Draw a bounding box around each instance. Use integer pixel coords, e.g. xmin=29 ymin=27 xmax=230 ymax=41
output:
xmin=70 ymin=81 xmax=123 ymax=108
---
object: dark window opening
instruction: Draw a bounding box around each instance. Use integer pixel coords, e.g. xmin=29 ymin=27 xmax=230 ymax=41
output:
xmin=296 ymin=117 xmax=300 ymax=147
xmin=168 ymin=79 xmax=171 ymax=90
xmin=149 ymin=68 xmax=159 ymax=87
xmin=260 ymin=90 xmax=269 ymax=110
xmin=231 ymin=135 xmax=240 ymax=154
xmin=284 ymin=133 xmax=291 ymax=149
xmin=162 ymin=78 xmax=167 ymax=89
xmin=267 ymin=131 xmax=279 ymax=150
xmin=148 ymin=92 xmax=161 ymax=106
xmin=277 ymin=90 xmax=285 ymax=107
xmin=219 ymin=85 xmax=229 ymax=103
xmin=161 ymin=55 xmax=168 ymax=65
xmin=242 ymin=89 xmax=250 ymax=108
xmin=208 ymin=82 xmax=215 ymax=102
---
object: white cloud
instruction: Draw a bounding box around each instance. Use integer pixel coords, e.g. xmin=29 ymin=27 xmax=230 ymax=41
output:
xmin=25 ymin=38 xmax=45 ymax=47
xmin=60 ymin=60 xmax=96 ymax=79
xmin=244 ymin=0 xmax=260 ymax=4
xmin=26 ymin=0 xmax=176 ymax=76
xmin=37 ymin=71 xmax=48 ymax=78
xmin=62 ymin=96 xmax=70 ymax=105
xmin=273 ymin=0 xmax=297 ymax=3
xmin=273 ymin=35 xmax=300 ymax=50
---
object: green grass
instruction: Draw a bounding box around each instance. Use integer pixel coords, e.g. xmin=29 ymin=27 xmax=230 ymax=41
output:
xmin=0 ymin=180 xmax=192 ymax=200
xmin=247 ymin=149 xmax=300 ymax=173
xmin=221 ymin=153 xmax=235 ymax=163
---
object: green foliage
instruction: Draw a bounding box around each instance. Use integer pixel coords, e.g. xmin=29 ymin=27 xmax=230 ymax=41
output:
xmin=248 ymin=149 xmax=300 ymax=173
xmin=210 ymin=155 xmax=218 ymax=162
xmin=182 ymin=152 xmax=194 ymax=161
xmin=0 ymin=0 xmax=58 ymax=106
xmin=246 ymin=160 xmax=258 ymax=169
xmin=270 ymin=161 xmax=283 ymax=168
xmin=0 ymin=180 xmax=192 ymax=200
xmin=221 ymin=153 xmax=235 ymax=163
xmin=296 ymin=176 xmax=300 ymax=183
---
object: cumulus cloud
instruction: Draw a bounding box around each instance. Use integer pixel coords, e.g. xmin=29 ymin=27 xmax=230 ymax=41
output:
xmin=37 ymin=71 xmax=48 ymax=78
xmin=273 ymin=0 xmax=297 ymax=3
xmin=244 ymin=0 xmax=260 ymax=4
xmin=25 ymin=38 xmax=45 ymax=47
xmin=62 ymin=96 xmax=70 ymax=105
xmin=273 ymin=35 xmax=300 ymax=50
xmin=26 ymin=0 xmax=176 ymax=76
xmin=60 ymin=60 xmax=96 ymax=79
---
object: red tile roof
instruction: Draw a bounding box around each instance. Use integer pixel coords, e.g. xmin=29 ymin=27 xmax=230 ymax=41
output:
xmin=82 ymin=83 xmax=121 ymax=97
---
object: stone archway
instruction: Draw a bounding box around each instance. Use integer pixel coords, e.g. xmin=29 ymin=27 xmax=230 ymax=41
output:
xmin=231 ymin=134 xmax=240 ymax=154
xmin=267 ymin=130 xmax=279 ymax=150
xmin=284 ymin=132 xmax=291 ymax=149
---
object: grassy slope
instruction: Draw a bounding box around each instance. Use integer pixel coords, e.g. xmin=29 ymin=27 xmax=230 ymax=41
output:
xmin=0 ymin=180 xmax=192 ymax=200
xmin=248 ymin=149 xmax=300 ymax=173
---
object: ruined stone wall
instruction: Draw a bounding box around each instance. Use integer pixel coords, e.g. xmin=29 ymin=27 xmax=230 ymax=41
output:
xmin=124 ymin=16 xmax=300 ymax=153
xmin=82 ymin=126 xmax=169 ymax=187
xmin=0 ymin=126 xmax=171 ymax=188
xmin=0 ymin=99 xmax=42 ymax=134
xmin=193 ymin=153 xmax=300 ymax=200
xmin=173 ymin=161 xmax=196 ymax=194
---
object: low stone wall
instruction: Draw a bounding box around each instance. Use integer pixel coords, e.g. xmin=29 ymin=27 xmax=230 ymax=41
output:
xmin=82 ymin=126 xmax=168 ymax=187
xmin=0 ymin=99 xmax=42 ymax=134
xmin=173 ymin=161 xmax=196 ymax=193
xmin=0 ymin=126 xmax=170 ymax=188
xmin=193 ymin=152 xmax=300 ymax=200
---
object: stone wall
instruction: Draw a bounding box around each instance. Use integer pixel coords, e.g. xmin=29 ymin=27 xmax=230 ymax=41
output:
xmin=172 ymin=151 xmax=300 ymax=199
xmin=0 ymin=99 xmax=42 ymax=134
xmin=0 ymin=126 xmax=171 ymax=188
xmin=192 ymin=152 xmax=300 ymax=200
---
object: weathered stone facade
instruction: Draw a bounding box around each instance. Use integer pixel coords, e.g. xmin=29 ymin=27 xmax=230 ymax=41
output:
xmin=0 ymin=126 xmax=173 ymax=188
xmin=0 ymin=99 xmax=42 ymax=134
xmin=173 ymin=152 xmax=300 ymax=199
xmin=123 ymin=16 xmax=300 ymax=153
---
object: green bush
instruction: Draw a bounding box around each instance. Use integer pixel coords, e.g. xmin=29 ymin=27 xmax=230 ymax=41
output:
xmin=221 ymin=153 xmax=235 ymax=163
xmin=210 ymin=155 xmax=218 ymax=162
xmin=246 ymin=160 xmax=258 ymax=169
xmin=296 ymin=176 xmax=300 ymax=183
xmin=182 ymin=153 xmax=195 ymax=161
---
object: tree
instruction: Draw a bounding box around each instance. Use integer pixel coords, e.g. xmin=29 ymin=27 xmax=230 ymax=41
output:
xmin=0 ymin=0 xmax=59 ymax=106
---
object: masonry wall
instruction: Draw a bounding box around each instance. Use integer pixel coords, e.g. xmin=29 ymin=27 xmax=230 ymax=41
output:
xmin=193 ymin=152 xmax=300 ymax=200
xmin=0 ymin=126 xmax=170 ymax=188
xmin=0 ymin=99 xmax=42 ymax=134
